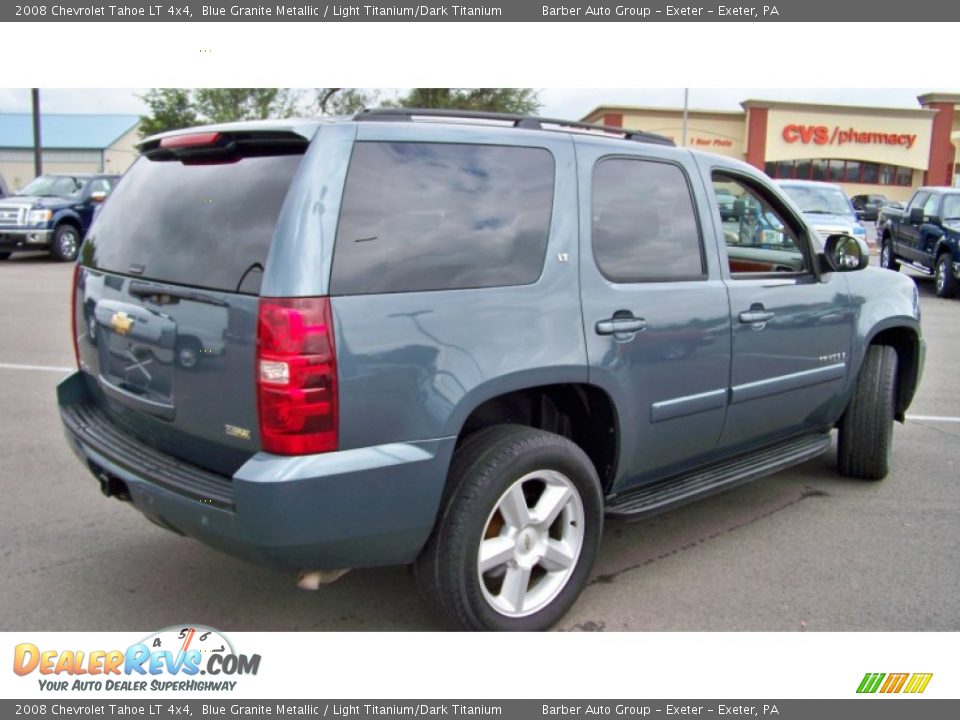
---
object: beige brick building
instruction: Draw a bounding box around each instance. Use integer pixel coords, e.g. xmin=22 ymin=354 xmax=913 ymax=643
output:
xmin=584 ymin=94 xmax=960 ymax=203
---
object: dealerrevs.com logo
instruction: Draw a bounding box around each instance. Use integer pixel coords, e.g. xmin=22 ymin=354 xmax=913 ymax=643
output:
xmin=857 ymin=673 xmax=933 ymax=694
xmin=13 ymin=626 xmax=260 ymax=693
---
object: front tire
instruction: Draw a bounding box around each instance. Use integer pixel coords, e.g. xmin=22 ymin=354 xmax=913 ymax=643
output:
xmin=51 ymin=225 xmax=81 ymax=262
xmin=935 ymin=253 xmax=958 ymax=299
xmin=414 ymin=425 xmax=603 ymax=631
xmin=0 ymin=251 xmax=11 ymax=261
xmin=880 ymin=240 xmax=900 ymax=272
xmin=837 ymin=345 xmax=898 ymax=480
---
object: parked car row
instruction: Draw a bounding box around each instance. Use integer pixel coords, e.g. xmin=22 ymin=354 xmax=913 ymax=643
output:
xmin=0 ymin=173 xmax=119 ymax=261
xmin=776 ymin=180 xmax=870 ymax=252
xmin=851 ymin=193 xmax=889 ymax=222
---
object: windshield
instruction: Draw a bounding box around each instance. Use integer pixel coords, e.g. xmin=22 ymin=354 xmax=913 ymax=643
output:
xmin=942 ymin=195 xmax=960 ymax=221
xmin=781 ymin=184 xmax=854 ymax=217
xmin=18 ymin=175 xmax=88 ymax=198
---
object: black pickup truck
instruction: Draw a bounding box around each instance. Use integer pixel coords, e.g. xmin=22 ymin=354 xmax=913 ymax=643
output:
xmin=879 ymin=186 xmax=960 ymax=298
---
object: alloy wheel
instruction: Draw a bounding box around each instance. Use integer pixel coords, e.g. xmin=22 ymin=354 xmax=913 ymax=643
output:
xmin=477 ymin=469 xmax=585 ymax=618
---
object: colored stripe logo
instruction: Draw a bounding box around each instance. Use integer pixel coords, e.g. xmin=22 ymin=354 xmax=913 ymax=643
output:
xmin=857 ymin=672 xmax=933 ymax=694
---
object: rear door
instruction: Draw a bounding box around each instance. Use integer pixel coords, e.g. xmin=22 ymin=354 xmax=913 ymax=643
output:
xmin=74 ymin=130 xmax=310 ymax=476
xmin=576 ymin=139 xmax=732 ymax=492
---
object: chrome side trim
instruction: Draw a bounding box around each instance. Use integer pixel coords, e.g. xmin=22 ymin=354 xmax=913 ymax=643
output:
xmin=651 ymin=387 xmax=728 ymax=423
xmin=731 ymin=363 xmax=846 ymax=404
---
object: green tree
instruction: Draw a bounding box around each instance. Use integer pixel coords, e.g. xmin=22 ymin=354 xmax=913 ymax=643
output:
xmin=313 ymin=88 xmax=381 ymax=116
xmin=138 ymin=88 xmax=198 ymax=137
xmin=193 ymin=88 xmax=299 ymax=123
xmin=391 ymin=88 xmax=541 ymax=115
xmin=137 ymin=88 xmax=301 ymax=137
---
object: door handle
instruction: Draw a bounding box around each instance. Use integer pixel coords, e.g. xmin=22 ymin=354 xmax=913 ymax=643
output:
xmin=596 ymin=316 xmax=647 ymax=336
xmin=738 ymin=308 xmax=775 ymax=324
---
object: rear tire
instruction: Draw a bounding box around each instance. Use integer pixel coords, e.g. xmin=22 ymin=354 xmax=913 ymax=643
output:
xmin=880 ymin=240 xmax=900 ymax=272
xmin=935 ymin=253 xmax=958 ymax=299
xmin=51 ymin=225 xmax=81 ymax=262
xmin=837 ymin=345 xmax=898 ymax=480
xmin=414 ymin=424 xmax=603 ymax=631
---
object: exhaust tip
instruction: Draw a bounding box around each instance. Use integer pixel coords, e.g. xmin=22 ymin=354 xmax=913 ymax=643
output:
xmin=97 ymin=472 xmax=131 ymax=502
xmin=296 ymin=569 xmax=350 ymax=590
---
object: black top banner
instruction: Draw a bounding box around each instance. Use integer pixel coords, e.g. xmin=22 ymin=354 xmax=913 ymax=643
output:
xmin=4 ymin=0 xmax=959 ymax=22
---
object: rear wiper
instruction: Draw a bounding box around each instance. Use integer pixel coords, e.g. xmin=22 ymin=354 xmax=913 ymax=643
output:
xmin=129 ymin=282 xmax=228 ymax=307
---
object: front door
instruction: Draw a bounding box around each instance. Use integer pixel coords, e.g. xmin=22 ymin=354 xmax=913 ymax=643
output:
xmin=576 ymin=141 xmax=732 ymax=492
xmin=699 ymin=161 xmax=855 ymax=451
xmin=897 ymin=191 xmax=929 ymax=262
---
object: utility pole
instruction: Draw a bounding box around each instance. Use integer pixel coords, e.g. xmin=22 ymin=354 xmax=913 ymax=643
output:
xmin=681 ymin=88 xmax=689 ymax=147
xmin=31 ymin=88 xmax=42 ymax=177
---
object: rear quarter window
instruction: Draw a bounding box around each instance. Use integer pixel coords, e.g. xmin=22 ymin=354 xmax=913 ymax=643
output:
xmin=330 ymin=142 xmax=555 ymax=295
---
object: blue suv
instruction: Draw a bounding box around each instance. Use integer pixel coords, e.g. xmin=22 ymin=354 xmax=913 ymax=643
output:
xmin=58 ymin=110 xmax=924 ymax=630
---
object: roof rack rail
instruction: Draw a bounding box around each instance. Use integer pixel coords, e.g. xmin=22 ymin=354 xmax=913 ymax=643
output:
xmin=353 ymin=107 xmax=675 ymax=147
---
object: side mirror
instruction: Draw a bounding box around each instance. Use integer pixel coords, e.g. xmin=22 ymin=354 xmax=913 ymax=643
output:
xmin=90 ymin=191 xmax=107 ymax=203
xmin=909 ymin=206 xmax=924 ymax=224
xmin=821 ymin=234 xmax=868 ymax=273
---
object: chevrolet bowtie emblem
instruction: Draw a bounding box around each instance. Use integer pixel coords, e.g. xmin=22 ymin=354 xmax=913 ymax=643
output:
xmin=110 ymin=311 xmax=134 ymax=335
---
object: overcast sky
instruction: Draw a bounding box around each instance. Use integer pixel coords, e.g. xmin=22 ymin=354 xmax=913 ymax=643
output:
xmin=0 ymin=88 xmax=954 ymax=120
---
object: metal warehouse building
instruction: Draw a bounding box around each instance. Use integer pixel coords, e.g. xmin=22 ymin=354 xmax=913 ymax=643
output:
xmin=0 ymin=114 xmax=140 ymax=192
xmin=584 ymin=93 xmax=960 ymax=203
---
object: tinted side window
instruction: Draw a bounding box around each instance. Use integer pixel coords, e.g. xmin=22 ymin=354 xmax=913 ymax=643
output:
xmin=591 ymin=158 xmax=704 ymax=283
xmin=331 ymin=142 xmax=554 ymax=295
xmin=907 ymin=192 xmax=930 ymax=214
xmin=712 ymin=173 xmax=808 ymax=276
xmin=88 ymin=179 xmax=110 ymax=195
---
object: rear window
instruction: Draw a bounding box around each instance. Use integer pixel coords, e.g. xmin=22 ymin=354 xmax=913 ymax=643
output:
xmin=330 ymin=142 xmax=554 ymax=295
xmin=83 ymin=153 xmax=303 ymax=294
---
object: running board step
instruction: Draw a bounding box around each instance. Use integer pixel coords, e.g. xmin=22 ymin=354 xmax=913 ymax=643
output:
xmin=605 ymin=433 xmax=832 ymax=519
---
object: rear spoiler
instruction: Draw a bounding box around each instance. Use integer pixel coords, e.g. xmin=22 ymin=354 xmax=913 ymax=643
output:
xmin=139 ymin=129 xmax=311 ymax=162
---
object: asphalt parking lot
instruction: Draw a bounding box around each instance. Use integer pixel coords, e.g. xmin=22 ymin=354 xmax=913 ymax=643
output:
xmin=1 ymin=250 xmax=958 ymax=632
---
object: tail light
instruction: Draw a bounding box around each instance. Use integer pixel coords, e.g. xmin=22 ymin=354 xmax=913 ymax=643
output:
xmin=256 ymin=297 xmax=338 ymax=455
xmin=71 ymin=263 xmax=81 ymax=368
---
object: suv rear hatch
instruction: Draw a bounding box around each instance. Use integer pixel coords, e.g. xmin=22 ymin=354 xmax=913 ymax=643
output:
xmin=72 ymin=129 xmax=311 ymax=477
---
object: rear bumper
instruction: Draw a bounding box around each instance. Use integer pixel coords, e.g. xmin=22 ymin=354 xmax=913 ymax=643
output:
xmin=0 ymin=228 xmax=53 ymax=248
xmin=57 ymin=371 xmax=455 ymax=570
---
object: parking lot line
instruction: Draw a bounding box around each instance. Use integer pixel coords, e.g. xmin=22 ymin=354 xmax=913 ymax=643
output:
xmin=906 ymin=415 xmax=960 ymax=424
xmin=0 ymin=361 xmax=73 ymax=374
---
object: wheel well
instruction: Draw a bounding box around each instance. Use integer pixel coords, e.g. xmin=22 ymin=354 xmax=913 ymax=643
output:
xmin=869 ymin=328 xmax=920 ymax=421
xmin=55 ymin=218 xmax=82 ymax=235
xmin=457 ymin=384 xmax=618 ymax=492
